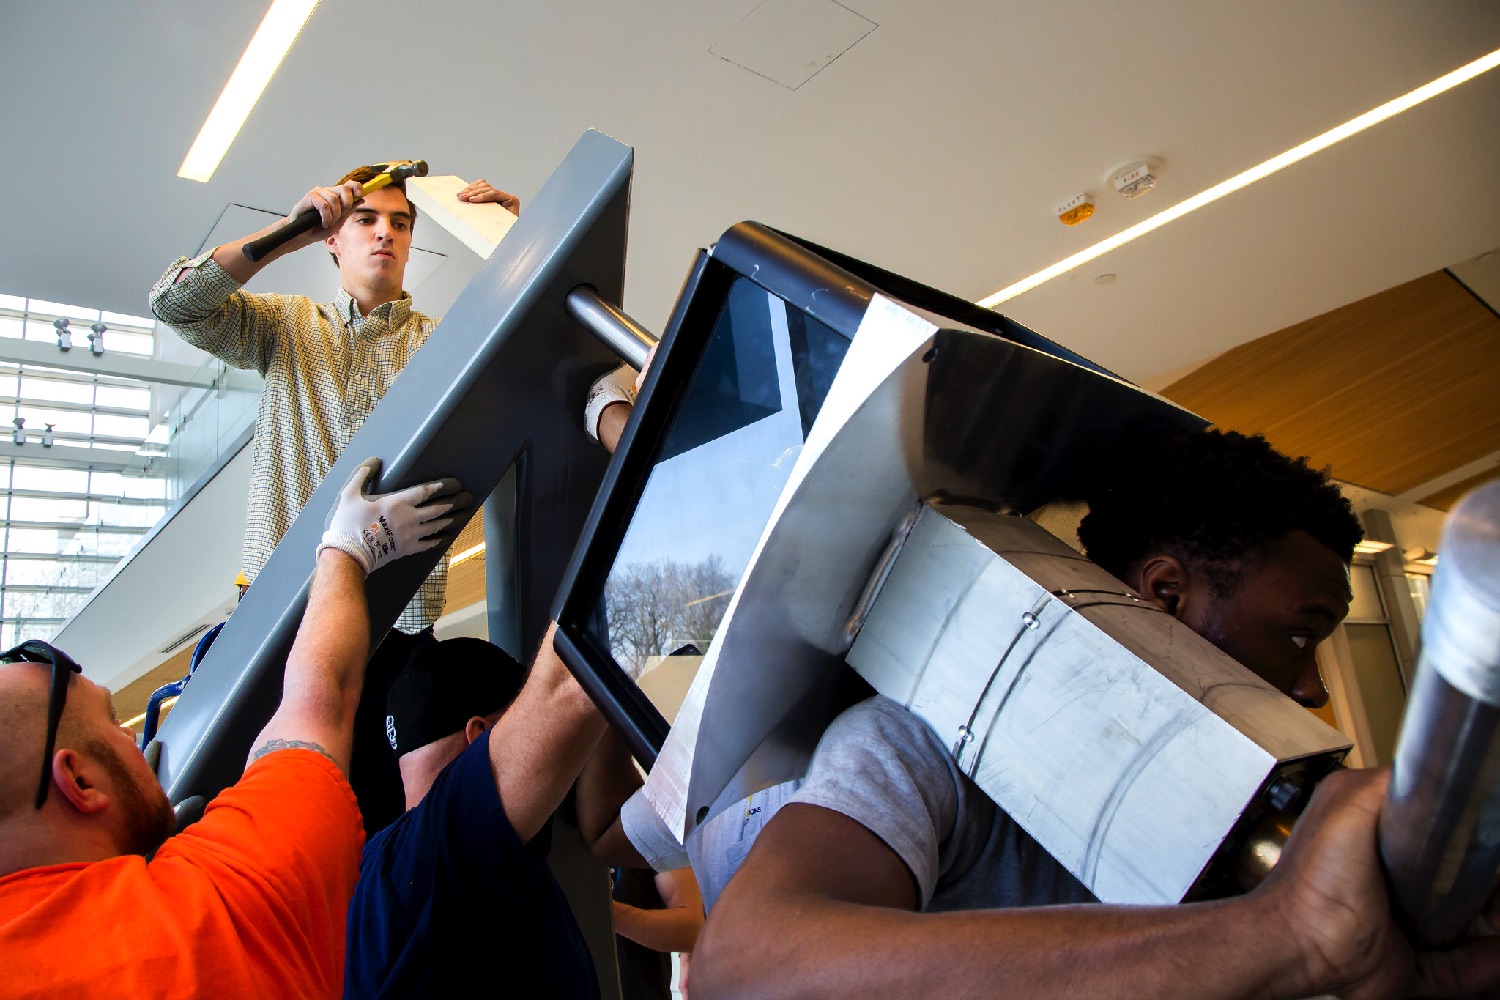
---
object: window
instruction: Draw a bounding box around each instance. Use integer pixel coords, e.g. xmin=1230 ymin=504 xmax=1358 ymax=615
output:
xmin=0 ymin=293 xmax=172 ymax=646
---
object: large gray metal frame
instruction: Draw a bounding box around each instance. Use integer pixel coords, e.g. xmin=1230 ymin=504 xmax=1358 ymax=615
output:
xmin=153 ymin=129 xmax=633 ymax=803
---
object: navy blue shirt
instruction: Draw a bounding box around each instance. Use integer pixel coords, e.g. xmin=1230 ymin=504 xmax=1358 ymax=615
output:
xmin=344 ymin=730 xmax=599 ymax=999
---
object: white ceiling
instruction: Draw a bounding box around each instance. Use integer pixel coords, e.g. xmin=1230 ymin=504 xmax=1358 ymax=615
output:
xmin=3 ymin=0 xmax=1498 ymax=384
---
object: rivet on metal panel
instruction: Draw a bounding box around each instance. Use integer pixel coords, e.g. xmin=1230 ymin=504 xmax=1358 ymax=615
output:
xmin=953 ymin=725 xmax=974 ymax=758
xmin=955 ymin=593 xmax=1056 ymax=777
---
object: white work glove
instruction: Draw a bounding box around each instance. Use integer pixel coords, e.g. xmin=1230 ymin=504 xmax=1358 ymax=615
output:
xmin=318 ymin=458 xmax=468 ymax=575
xmin=584 ymin=364 xmax=639 ymax=443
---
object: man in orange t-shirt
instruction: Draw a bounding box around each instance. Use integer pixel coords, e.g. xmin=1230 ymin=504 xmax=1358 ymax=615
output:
xmin=0 ymin=458 xmax=467 ymax=999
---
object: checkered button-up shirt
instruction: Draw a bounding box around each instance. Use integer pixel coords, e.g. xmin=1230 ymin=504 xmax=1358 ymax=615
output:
xmin=150 ymin=253 xmax=447 ymax=632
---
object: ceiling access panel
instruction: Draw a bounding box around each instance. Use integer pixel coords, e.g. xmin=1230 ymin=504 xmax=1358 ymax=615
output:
xmin=153 ymin=129 xmax=633 ymax=806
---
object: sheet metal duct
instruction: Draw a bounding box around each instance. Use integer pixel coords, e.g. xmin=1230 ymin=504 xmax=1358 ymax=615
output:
xmin=848 ymin=504 xmax=1350 ymax=904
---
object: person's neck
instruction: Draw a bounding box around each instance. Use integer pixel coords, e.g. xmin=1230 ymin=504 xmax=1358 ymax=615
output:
xmin=344 ymin=282 xmax=404 ymax=318
xmin=397 ymin=734 xmax=466 ymax=811
xmin=0 ymin=813 xmax=121 ymax=877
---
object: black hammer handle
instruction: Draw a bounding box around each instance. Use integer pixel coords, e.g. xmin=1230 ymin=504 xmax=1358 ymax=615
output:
xmin=240 ymin=160 xmax=427 ymax=264
xmin=242 ymin=208 xmax=323 ymax=263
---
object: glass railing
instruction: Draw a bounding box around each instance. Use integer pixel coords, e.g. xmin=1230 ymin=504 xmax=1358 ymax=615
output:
xmin=152 ymin=341 xmax=261 ymax=502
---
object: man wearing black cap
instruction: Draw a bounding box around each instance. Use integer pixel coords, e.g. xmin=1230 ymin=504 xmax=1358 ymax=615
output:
xmin=344 ymin=629 xmax=605 ymax=999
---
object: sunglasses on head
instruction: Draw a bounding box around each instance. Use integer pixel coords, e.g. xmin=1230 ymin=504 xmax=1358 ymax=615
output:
xmin=1 ymin=639 xmax=84 ymax=809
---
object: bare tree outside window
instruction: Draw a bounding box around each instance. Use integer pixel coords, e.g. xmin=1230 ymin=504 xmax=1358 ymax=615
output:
xmin=605 ymin=556 xmax=734 ymax=676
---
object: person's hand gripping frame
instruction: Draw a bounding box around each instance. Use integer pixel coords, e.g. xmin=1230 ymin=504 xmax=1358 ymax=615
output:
xmin=318 ymin=458 xmax=471 ymax=575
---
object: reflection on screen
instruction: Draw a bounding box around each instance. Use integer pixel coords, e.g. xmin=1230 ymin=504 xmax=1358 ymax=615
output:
xmin=598 ymin=279 xmax=848 ymax=710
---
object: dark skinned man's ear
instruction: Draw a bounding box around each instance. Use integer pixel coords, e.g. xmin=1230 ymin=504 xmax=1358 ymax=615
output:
xmin=50 ymin=749 xmax=111 ymax=815
xmin=1133 ymin=554 xmax=1190 ymax=619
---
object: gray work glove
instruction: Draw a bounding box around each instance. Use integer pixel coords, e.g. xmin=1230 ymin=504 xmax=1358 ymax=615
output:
xmin=317 ymin=457 xmax=469 ymax=575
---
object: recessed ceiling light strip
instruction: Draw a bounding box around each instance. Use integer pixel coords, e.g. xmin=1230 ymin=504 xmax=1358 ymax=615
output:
xmin=978 ymin=46 xmax=1500 ymax=308
xmin=176 ymin=0 xmax=322 ymax=183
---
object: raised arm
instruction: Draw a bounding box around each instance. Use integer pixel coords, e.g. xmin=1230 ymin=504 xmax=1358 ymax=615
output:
xmin=576 ymin=725 xmax=649 ymax=867
xmin=148 ymin=180 xmax=364 ymax=370
xmin=612 ymin=867 xmax=706 ymax=954
xmin=210 ymin=181 xmax=365 ymax=285
xmin=588 ymin=346 xmax=652 ymax=455
xmin=694 ymin=770 xmax=1500 ymax=1000
xmin=248 ymin=458 xmax=467 ymax=774
xmin=487 ymin=624 xmax=607 ymax=843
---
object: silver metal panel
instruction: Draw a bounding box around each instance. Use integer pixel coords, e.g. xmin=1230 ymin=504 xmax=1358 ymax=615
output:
xmin=849 ymin=506 xmax=1349 ymax=903
xmin=645 ymin=295 xmax=938 ymax=839
xmin=564 ymin=286 xmax=656 ymax=370
xmin=154 ymin=129 xmax=633 ymax=803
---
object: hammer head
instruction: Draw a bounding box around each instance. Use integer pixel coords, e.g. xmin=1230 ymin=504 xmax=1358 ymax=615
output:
xmin=339 ymin=159 xmax=430 ymax=187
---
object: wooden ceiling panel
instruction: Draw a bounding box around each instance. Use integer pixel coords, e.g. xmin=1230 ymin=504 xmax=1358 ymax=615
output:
xmin=116 ymin=645 xmax=195 ymax=730
xmin=1162 ymin=271 xmax=1500 ymax=497
xmin=1418 ymin=468 xmax=1500 ymax=512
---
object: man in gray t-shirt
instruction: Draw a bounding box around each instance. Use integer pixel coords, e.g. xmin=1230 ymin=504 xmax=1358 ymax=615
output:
xmin=790 ymin=694 xmax=1091 ymax=913
xmin=693 ymin=430 xmax=1500 ymax=1000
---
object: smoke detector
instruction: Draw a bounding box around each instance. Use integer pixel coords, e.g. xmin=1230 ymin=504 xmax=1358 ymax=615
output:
xmin=1108 ymin=158 xmax=1163 ymax=199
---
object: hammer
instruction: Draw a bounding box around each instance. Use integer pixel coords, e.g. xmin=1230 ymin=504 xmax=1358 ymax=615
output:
xmin=242 ymin=159 xmax=429 ymax=263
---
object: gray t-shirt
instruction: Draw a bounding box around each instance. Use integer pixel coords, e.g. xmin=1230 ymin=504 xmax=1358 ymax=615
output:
xmin=790 ymin=695 xmax=1095 ymax=912
xmin=621 ymin=779 xmax=805 ymax=914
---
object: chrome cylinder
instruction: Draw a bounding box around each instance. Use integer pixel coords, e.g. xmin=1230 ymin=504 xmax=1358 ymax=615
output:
xmin=565 ymin=286 xmax=656 ymax=369
xmin=1380 ymin=479 xmax=1500 ymax=947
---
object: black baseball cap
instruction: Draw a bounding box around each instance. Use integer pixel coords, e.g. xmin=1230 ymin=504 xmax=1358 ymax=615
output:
xmin=385 ymin=638 xmax=526 ymax=756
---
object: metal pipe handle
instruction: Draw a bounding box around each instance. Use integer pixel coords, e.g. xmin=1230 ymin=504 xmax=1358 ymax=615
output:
xmin=1379 ymin=479 xmax=1500 ymax=947
xmin=566 ymin=286 xmax=656 ymax=369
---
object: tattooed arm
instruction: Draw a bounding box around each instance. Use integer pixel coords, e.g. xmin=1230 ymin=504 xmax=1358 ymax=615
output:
xmin=247 ymin=738 xmax=337 ymax=768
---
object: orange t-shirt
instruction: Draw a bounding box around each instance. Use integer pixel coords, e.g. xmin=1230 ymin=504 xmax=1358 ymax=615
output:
xmin=0 ymin=748 xmax=364 ymax=999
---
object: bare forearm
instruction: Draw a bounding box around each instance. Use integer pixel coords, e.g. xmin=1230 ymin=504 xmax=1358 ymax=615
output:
xmin=490 ymin=627 xmax=608 ymax=841
xmin=576 ymin=726 xmax=646 ymax=864
xmin=694 ymin=889 xmax=1300 ymax=1000
xmin=291 ymin=549 xmax=371 ymax=706
xmin=208 ymin=224 xmax=285 ymax=285
xmin=201 ymin=181 xmax=358 ymax=284
xmin=250 ymin=549 xmax=371 ymax=773
xmin=599 ymin=401 xmax=631 ymax=454
xmin=613 ymin=901 xmax=703 ymax=954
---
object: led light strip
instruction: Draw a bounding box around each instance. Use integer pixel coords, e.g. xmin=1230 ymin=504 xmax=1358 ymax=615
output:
xmin=124 ymin=695 xmax=177 ymax=730
xmin=449 ymin=541 xmax=487 ymax=567
xmin=177 ymin=0 xmax=322 ymax=183
xmin=978 ymin=46 xmax=1500 ymax=308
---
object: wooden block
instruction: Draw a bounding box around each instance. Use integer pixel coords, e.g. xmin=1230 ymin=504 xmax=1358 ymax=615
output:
xmin=407 ymin=175 xmax=518 ymax=259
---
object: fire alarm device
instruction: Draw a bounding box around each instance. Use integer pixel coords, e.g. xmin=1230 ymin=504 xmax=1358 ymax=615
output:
xmin=1056 ymin=193 xmax=1095 ymax=226
xmin=1109 ymin=158 xmax=1162 ymax=200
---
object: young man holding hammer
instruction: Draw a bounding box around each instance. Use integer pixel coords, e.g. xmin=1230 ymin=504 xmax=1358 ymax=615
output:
xmin=149 ymin=166 xmax=517 ymax=834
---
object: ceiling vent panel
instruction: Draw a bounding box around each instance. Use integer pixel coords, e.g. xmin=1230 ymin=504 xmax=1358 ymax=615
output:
xmin=711 ymin=0 xmax=877 ymax=90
